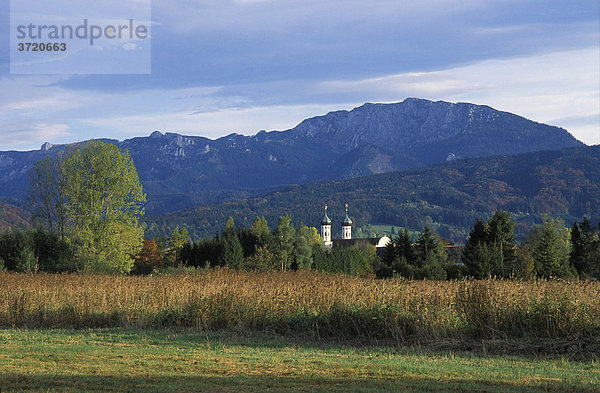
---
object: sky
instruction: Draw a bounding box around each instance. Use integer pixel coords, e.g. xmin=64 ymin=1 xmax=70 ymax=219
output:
xmin=0 ymin=0 xmax=599 ymax=151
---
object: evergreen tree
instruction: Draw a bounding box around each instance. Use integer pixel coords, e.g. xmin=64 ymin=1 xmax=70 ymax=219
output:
xmin=382 ymin=237 xmax=396 ymax=266
xmin=462 ymin=219 xmax=490 ymax=278
xmin=532 ymin=221 xmax=563 ymax=278
xmin=414 ymin=225 xmax=445 ymax=267
xmin=220 ymin=233 xmax=244 ymax=268
xmin=485 ymin=210 xmax=517 ymax=277
xmin=395 ymin=228 xmax=416 ymax=265
xmin=569 ymin=217 xmax=599 ymax=277
xmin=222 ymin=216 xmax=236 ymax=237
xmin=569 ymin=222 xmax=585 ymax=275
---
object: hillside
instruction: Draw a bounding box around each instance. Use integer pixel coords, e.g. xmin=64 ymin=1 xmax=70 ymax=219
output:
xmin=0 ymin=200 xmax=30 ymax=232
xmin=0 ymin=99 xmax=583 ymax=214
xmin=144 ymin=145 xmax=600 ymax=243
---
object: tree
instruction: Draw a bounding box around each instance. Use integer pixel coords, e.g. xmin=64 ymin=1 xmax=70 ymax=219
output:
xmin=167 ymin=227 xmax=190 ymax=264
xmin=294 ymin=224 xmax=313 ymax=270
xmin=395 ymin=228 xmax=416 ymax=265
xmin=28 ymin=152 xmax=68 ymax=239
xmin=569 ymin=217 xmax=600 ymax=278
xmin=62 ymin=141 xmax=146 ymax=274
xmin=532 ymin=221 xmax=563 ymax=278
xmin=485 ymin=210 xmax=517 ymax=277
xmin=273 ymin=215 xmax=295 ymax=271
xmin=222 ymin=217 xmax=236 ymax=237
xmin=220 ymin=234 xmax=244 ymax=268
xmin=523 ymin=219 xmax=573 ymax=278
xmin=244 ymin=245 xmax=276 ymax=272
xmin=249 ymin=216 xmax=271 ymax=246
xmin=382 ymin=237 xmax=397 ymax=266
xmin=133 ymin=239 xmax=162 ymax=274
xmin=414 ymin=225 xmax=446 ymax=266
xmin=462 ymin=219 xmax=495 ymax=278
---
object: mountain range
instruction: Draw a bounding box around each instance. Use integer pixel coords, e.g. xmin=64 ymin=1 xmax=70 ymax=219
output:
xmin=144 ymin=145 xmax=600 ymax=244
xmin=0 ymin=98 xmax=583 ymax=214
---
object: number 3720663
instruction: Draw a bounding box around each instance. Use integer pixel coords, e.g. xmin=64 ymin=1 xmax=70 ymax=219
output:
xmin=18 ymin=43 xmax=67 ymax=52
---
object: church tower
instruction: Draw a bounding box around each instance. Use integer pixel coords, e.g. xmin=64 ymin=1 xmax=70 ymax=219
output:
xmin=321 ymin=205 xmax=333 ymax=247
xmin=342 ymin=203 xmax=352 ymax=240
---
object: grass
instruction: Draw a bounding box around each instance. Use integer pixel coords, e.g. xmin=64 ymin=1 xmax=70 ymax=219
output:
xmin=1 ymin=270 xmax=599 ymax=342
xmin=0 ymin=328 xmax=598 ymax=392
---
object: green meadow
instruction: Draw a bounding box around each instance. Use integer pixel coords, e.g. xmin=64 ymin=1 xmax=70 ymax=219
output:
xmin=1 ymin=329 xmax=598 ymax=393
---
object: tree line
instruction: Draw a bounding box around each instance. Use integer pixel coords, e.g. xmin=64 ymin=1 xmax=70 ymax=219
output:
xmin=378 ymin=211 xmax=599 ymax=280
xmin=132 ymin=216 xmax=376 ymax=277
xmin=0 ymin=142 xmax=598 ymax=278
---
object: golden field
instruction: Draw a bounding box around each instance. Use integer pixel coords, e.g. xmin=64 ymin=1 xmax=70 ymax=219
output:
xmin=1 ymin=270 xmax=599 ymax=342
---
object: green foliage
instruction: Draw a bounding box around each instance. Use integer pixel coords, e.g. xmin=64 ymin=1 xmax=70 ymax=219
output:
xmin=316 ymin=242 xmax=375 ymax=277
xmin=375 ymin=226 xmax=453 ymax=280
xmin=462 ymin=220 xmax=494 ymax=278
xmin=179 ymin=237 xmax=222 ymax=269
xmin=47 ymin=140 xmax=147 ymax=274
xmin=28 ymin=153 xmax=68 ymax=239
xmin=569 ymin=217 xmax=600 ymax=278
xmin=0 ymin=228 xmax=73 ymax=273
xmin=530 ymin=221 xmax=574 ymax=278
xmin=414 ymin=225 xmax=446 ymax=267
xmin=222 ymin=216 xmax=236 ymax=237
xmin=143 ymin=146 xmax=600 ymax=244
xmin=249 ymin=216 xmax=270 ymax=244
xmin=243 ymin=245 xmax=277 ymax=272
xmin=514 ymin=247 xmax=535 ymax=280
xmin=294 ymin=224 xmax=313 ymax=270
xmin=461 ymin=211 xmax=518 ymax=278
xmin=273 ymin=215 xmax=295 ymax=271
xmin=219 ymin=235 xmax=244 ymax=269
xmin=486 ymin=210 xmax=517 ymax=276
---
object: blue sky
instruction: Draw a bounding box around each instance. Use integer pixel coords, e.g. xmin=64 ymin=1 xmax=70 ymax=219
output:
xmin=1 ymin=0 xmax=599 ymax=151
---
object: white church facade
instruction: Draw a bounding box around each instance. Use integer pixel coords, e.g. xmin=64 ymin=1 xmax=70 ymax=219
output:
xmin=320 ymin=204 xmax=391 ymax=252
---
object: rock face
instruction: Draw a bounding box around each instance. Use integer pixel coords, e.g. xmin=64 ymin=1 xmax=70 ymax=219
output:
xmin=0 ymin=99 xmax=584 ymax=213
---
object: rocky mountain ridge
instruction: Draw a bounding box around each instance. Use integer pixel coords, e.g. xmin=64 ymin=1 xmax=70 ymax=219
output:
xmin=0 ymin=98 xmax=584 ymax=213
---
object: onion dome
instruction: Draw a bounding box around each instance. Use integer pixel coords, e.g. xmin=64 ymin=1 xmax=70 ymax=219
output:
xmin=321 ymin=205 xmax=332 ymax=225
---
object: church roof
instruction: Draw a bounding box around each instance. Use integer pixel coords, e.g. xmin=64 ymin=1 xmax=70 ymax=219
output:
xmin=342 ymin=214 xmax=352 ymax=225
xmin=321 ymin=212 xmax=332 ymax=225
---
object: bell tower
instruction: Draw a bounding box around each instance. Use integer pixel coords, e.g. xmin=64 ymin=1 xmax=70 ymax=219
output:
xmin=321 ymin=205 xmax=333 ymax=247
xmin=342 ymin=203 xmax=352 ymax=240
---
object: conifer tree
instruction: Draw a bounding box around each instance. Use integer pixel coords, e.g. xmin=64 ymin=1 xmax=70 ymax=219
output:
xmin=486 ymin=210 xmax=517 ymax=277
xmin=220 ymin=234 xmax=244 ymax=269
xmin=462 ymin=219 xmax=491 ymax=278
xmin=532 ymin=221 xmax=563 ymax=278
xmin=395 ymin=228 xmax=416 ymax=265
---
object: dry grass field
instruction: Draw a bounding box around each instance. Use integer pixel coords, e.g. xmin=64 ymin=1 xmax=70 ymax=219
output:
xmin=1 ymin=270 xmax=599 ymax=343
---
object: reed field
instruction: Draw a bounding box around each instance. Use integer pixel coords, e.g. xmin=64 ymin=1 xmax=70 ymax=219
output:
xmin=1 ymin=270 xmax=599 ymax=344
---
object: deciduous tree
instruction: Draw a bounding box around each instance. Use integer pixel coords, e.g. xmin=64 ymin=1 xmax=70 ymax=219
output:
xmin=62 ymin=141 xmax=145 ymax=274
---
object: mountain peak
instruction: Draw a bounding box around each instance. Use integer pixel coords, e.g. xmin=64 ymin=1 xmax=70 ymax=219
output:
xmin=0 ymin=99 xmax=585 ymax=214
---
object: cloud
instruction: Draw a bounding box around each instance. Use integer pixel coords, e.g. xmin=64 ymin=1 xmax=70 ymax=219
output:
xmin=0 ymin=0 xmax=597 ymax=150
xmin=315 ymin=48 xmax=600 ymax=144
xmin=48 ymin=0 xmax=598 ymax=91
xmin=0 ymin=123 xmax=71 ymax=150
